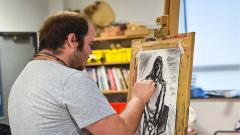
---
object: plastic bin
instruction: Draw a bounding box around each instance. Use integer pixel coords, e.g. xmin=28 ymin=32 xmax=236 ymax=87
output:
xmin=105 ymin=48 xmax=131 ymax=63
xmin=87 ymin=50 xmax=104 ymax=63
xmin=110 ymin=102 xmax=127 ymax=114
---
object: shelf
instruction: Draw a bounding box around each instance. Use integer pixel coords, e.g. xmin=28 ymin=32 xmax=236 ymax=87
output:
xmin=94 ymin=34 xmax=147 ymax=41
xmin=102 ymin=90 xmax=128 ymax=94
xmin=191 ymin=97 xmax=240 ymax=101
xmin=86 ymin=61 xmax=130 ymax=66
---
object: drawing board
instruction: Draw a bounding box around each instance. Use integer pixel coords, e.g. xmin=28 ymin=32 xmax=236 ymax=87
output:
xmin=128 ymin=32 xmax=195 ymax=135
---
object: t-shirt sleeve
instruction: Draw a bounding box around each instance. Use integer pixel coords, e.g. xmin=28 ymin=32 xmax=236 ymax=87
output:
xmin=62 ymin=72 xmax=116 ymax=128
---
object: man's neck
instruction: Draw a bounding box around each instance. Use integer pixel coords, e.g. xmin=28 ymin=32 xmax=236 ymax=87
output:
xmin=38 ymin=49 xmax=70 ymax=67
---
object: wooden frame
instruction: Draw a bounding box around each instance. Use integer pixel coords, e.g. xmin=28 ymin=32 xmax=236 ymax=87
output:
xmin=164 ymin=0 xmax=180 ymax=35
xmin=127 ymin=32 xmax=195 ymax=135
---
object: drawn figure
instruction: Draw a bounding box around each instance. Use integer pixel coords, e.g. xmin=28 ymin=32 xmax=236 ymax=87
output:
xmin=142 ymin=56 xmax=169 ymax=135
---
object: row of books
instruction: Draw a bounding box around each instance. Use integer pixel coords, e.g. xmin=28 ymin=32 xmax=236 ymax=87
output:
xmin=86 ymin=66 xmax=129 ymax=91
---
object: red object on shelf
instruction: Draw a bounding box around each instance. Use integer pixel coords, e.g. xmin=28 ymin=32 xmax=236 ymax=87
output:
xmin=110 ymin=102 xmax=127 ymax=114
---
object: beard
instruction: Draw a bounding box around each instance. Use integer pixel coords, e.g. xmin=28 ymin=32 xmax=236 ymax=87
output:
xmin=75 ymin=64 xmax=85 ymax=71
xmin=69 ymin=49 xmax=87 ymax=71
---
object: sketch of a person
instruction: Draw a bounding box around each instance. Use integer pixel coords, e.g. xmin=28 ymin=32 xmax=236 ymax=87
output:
xmin=142 ymin=56 xmax=169 ymax=135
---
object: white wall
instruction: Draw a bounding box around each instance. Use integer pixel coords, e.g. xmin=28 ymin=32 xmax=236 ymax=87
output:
xmin=186 ymin=0 xmax=240 ymax=66
xmin=191 ymin=99 xmax=240 ymax=134
xmin=184 ymin=0 xmax=240 ymax=90
xmin=63 ymin=0 xmax=164 ymax=27
xmin=0 ymin=0 xmax=50 ymax=32
xmin=193 ymin=70 xmax=240 ymax=90
xmin=184 ymin=2 xmax=240 ymax=132
xmin=48 ymin=0 xmax=64 ymax=16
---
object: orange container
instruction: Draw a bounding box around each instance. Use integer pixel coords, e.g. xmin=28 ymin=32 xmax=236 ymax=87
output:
xmin=110 ymin=102 xmax=127 ymax=114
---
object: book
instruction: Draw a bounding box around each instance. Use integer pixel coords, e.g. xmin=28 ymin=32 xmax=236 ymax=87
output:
xmin=112 ymin=67 xmax=122 ymax=90
xmin=116 ymin=67 xmax=127 ymax=90
xmin=107 ymin=67 xmax=117 ymax=90
xmin=100 ymin=66 xmax=110 ymax=91
xmin=97 ymin=67 xmax=103 ymax=91
xmin=120 ymin=68 xmax=129 ymax=87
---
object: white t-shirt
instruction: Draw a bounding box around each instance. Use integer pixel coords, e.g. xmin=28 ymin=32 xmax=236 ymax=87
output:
xmin=8 ymin=60 xmax=115 ymax=135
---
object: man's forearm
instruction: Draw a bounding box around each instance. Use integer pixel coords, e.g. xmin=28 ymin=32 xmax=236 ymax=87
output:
xmin=119 ymin=97 xmax=145 ymax=135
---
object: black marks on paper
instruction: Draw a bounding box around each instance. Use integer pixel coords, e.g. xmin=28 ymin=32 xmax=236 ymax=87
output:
xmin=143 ymin=56 xmax=169 ymax=135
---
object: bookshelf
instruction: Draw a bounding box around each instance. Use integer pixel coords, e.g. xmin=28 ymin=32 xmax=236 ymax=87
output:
xmin=102 ymin=90 xmax=128 ymax=94
xmin=94 ymin=34 xmax=147 ymax=41
xmin=86 ymin=65 xmax=129 ymax=101
xmin=86 ymin=61 xmax=129 ymax=66
xmin=86 ymin=34 xmax=148 ymax=102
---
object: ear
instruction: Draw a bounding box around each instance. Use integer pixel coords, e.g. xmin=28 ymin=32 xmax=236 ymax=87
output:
xmin=66 ymin=33 xmax=78 ymax=48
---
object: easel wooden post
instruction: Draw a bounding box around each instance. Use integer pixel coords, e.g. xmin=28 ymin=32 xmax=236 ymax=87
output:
xmin=165 ymin=0 xmax=180 ymax=35
xmin=163 ymin=0 xmax=181 ymax=35
xmin=127 ymin=1 xmax=195 ymax=134
xmin=154 ymin=0 xmax=180 ymax=38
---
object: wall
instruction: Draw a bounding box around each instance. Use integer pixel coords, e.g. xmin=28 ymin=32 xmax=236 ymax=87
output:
xmin=190 ymin=99 xmax=240 ymax=134
xmin=184 ymin=0 xmax=240 ymax=90
xmin=185 ymin=1 xmax=240 ymax=133
xmin=63 ymin=0 xmax=164 ymax=27
xmin=0 ymin=0 xmax=49 ymax=32
xmin=186 ymin=0 xmax=240 ymax=66
xmin=48 ymin=0 xmax=64 ymax=16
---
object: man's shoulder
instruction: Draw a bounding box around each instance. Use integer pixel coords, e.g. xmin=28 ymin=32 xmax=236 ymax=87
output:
xmin=29 ymin=60 xmax=77 ymax=73
xmin=27 ymin=60 xmax=89 ymax=81
xmin=64 ymin=70 xmax=92 ymax=84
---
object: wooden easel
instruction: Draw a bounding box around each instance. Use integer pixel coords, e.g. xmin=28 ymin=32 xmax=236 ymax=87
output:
xmin=128 ymin=32 xmax=195 ymax=135
xmin=127 ymin=0 xmax=195 ymax=134
xmin=154 ymin=0 xmax=181 ymax=37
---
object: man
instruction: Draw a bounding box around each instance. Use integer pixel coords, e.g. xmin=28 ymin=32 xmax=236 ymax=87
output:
xmin=8 ymin=11 xmax=156 ymax=135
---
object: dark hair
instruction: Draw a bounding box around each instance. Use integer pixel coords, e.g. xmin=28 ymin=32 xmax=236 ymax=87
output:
xmin=38 ymin=12 xmax=89 ymax=54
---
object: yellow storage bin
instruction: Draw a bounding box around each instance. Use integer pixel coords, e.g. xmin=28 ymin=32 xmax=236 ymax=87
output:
xmin=87 ymin=48 xmax=131 ymax=63
xmin=87 ymin=50 xmax=104 ymax=63
xmin=120 ymin=48 xmax=131 ymax=62
xmin=105 ymin=49 xmax=122 ymax=63
xmin=105 ymin=48 xmax=131 ymax=63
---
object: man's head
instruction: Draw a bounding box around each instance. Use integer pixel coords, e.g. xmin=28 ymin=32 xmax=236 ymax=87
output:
xmin=39 ymin=11 xmax=89 ymax=54
xmin=38 ymin=11 xmax=95 ymax=70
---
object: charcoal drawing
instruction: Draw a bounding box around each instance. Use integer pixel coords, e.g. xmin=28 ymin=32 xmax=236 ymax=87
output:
xmin=135 ymin=48 xmax=180 ymax=135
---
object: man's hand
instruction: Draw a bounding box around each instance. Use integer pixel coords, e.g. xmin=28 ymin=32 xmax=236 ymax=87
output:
xmin=86 ymin=79 xmax=156 ymax=135
xmin=132 ymin=79 xmax=156 ymax=104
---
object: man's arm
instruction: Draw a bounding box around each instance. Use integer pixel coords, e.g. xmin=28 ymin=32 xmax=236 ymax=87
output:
xmin=86 ymin=79 xmax=156 ymax=135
